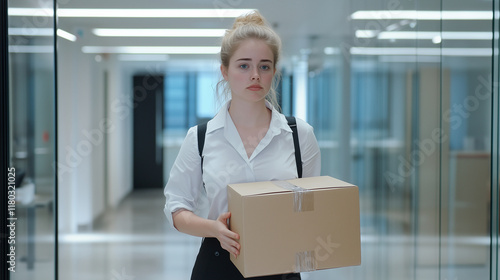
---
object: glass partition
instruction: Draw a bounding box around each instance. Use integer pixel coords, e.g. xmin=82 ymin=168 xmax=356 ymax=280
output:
xmin=3 ymin=1 xmax=498 ymax=279
xmin=304 ymin=0 xmax=497 ymax=279
xmin=7 ymin=0 xmax=57 ymax=279
xmin=440 ymin=1 xmax=492 ymax=279
xmin=491 ymin=0 xmax=500 ymax=278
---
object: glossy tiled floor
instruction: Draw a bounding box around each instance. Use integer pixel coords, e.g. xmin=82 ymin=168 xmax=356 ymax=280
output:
xmin=59 ymin=189 xmax=201 ymax=280
xmin=10 ymin=189 xmax=492 ymax=280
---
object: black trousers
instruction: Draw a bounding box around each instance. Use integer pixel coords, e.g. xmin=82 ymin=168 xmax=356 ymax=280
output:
xmin=191 ymin=237 xmax=301 ymax=280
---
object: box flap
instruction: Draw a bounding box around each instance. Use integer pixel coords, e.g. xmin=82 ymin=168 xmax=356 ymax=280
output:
xmin=287 ymin=176 xmax=355 ymax=190
xmin=228 ymin=176 xmax=356 ymax=197
xmin=228 ymin=181 xmax=289 ymax=196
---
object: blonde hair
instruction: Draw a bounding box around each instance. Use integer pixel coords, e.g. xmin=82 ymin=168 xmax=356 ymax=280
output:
xmin=217 ymin=10 xmax=282 ymax=110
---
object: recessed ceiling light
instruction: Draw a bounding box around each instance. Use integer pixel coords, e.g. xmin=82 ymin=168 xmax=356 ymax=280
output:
xmin=9 ymin=28 xmax=77 ymax=41
xmin=355 ymin=30 xmax=495 ymax=40
xmin=355 ymin=30 xmax=378 ymax=38
xmin=377 ymin=31 xmax=493 ymax=40
xmin=57 ymin=29 xmax=77 ymax=41
xmin=118 ymin=54 xmax=170 ymax=61
xmin=350 ymin=47 xmax=493 ymax=57
xmin=8 ymin=8 xmax=254 ymax=18
xmin=378 ymin=56 xmax=441 ymax=63
xmin=9 ymin=45 xmax=54 ymax=53
xmin=323 ymin=47 xmax=339 ymax=55
xmin=351 ymin=10 xmax=493 ymax=20
xmin=81 ymin=46 xmax=221 ymax=54
xmin=432 ymin=36 xmax=442 ymax=44
xmin=92 ymin=28 xmax=226 ymax=37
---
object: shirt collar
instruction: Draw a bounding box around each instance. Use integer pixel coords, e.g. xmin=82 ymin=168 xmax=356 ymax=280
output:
xmin=206 ymin=100 xmax=292 ymax=135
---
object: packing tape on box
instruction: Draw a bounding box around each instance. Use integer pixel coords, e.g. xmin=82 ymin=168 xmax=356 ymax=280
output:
xmin=295 ymin=251 xmax=316 ymax=272
xmin=272 ymin=181 xmax=314 ymax=212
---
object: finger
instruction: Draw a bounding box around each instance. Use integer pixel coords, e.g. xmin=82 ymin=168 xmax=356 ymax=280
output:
xmin=233 ymin=232 xmax=240 ymax=240
xmin=220 ymin=227 xmax=239 ymax=240
xmin=220 ymin=234 xmax=239 ymax=248
xmin=228 ymin=244 xmax=239 ymax=257
xmin=221 ymin=243 xmax=238 ymax=257
xmin=218 ymin=212 xmax=231 ymax=223
xmin=219 ymin=212 xmax=230 ymax=219
xmin=233 ymin=244 xmax=240 ymax=256
xmin=220 ymin=238 xmax=240 ymax=255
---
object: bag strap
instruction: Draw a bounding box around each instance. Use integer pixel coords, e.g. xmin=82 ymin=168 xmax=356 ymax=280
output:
xmin=197 ymin=117 xmax=302 ymax=178
xmin=285 ymin=116 xmax=303 ymax=178
xmin=197 ymin=122 xmax=207 ymax=172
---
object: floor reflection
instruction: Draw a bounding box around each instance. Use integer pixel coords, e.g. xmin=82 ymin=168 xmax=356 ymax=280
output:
xmin=47 ymin=189 xmax=489 ymax=280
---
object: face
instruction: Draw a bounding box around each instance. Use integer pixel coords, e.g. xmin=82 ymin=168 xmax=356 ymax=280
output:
xmin=221 ymin=38 xmax=276 ymax=104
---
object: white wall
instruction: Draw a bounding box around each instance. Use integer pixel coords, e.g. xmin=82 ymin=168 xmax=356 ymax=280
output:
xmin=57 ymin=35 xmax=133 ymax=233
xmin=106 ymin=54 xmax=134 ymax=208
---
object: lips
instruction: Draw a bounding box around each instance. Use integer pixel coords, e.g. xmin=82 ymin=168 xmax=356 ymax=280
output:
xmin=247 ymin=84 xmax=263 ymax=91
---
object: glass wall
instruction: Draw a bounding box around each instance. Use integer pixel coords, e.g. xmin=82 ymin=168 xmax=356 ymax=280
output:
xmin=6 ymin=0 xmax=57 ymax=279
xmin=302 ymin=0 xmax=497 ymax=279
xmin=3 ymin=0 xmax=499 ymax=279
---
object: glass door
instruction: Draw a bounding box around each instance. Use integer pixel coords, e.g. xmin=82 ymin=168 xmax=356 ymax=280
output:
xmin=6 ymin=1 xmax=57 ymax=279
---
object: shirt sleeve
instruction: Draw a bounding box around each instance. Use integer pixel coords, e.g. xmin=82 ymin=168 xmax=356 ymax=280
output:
xmin=163 ymin=126 xmax=204 ymax=230
xmin=296 ymin=118 xmax=321 ymax=177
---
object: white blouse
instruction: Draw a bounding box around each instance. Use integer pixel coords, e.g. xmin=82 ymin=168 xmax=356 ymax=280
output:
xmin=163 ymin=101 xmax=321 ymax=229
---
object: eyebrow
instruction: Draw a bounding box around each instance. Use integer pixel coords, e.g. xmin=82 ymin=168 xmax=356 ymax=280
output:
xmin=235 ymin=58 xmax=273 ymax=63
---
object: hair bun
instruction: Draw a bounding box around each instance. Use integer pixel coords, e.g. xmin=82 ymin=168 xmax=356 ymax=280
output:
xmin=232 ymin=10 xmax=267 ymax=29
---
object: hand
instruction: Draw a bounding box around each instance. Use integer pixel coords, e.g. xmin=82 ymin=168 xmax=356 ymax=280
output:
xmin=213 ymin=212 xmax=240 ymax=258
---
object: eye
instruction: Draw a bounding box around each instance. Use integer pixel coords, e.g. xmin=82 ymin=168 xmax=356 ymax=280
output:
xmin=239 ymin=64 xmax=249 ymax=69
xmin=260 ymin=65 xmax=271 ymax=71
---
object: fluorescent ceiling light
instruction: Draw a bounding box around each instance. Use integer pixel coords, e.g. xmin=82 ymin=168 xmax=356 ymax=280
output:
xmin=351 ymin=10 xmax=493 ymax=20
xmin=81 ymin=46 xmax=221 ymax=54
xmin=323 ymin=47 xmax=339 ymax=55
xmin=9 ymin=27 xmax=53 ymax=36
xmin=355 ymin=30 xmax=378 ymax=38
xmin=8 ymin=8 xmax=53 ymax=17
xmin=57 ymin=29 xmax=77 ymax=41
xmin=9 ymin=45 xmax=53 ymax=53
xmin=378 ymin=56 xmax=441 ymax=63
xmin=9 ymin=8 xmax=253 ymax=18
xmin=9 ymin=28 xmax=77 ymax=41
xmin=377 ymin=31 xmax=494 ymax=40
xmin=93 ymin=28 xmax=226 ymax=37
xmin=118 ymin=54 xmax=170 ymax=61
xmin=351 ymin=47 xmax=492 ymax=57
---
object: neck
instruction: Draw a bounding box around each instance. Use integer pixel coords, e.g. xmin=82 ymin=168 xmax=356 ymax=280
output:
xmin=228 ymin=99 xmax=271 ymax=128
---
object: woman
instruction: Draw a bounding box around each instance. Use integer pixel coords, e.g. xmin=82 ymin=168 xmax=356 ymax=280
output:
xmin=164 ymin=10 xmax=321 ymax=280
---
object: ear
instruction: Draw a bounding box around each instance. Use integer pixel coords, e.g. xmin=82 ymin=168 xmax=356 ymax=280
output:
xmin=220 ymin=65 xmax=228 ymax=80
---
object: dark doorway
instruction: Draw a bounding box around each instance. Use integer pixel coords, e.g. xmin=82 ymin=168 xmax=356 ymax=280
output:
xmin=133 ymin=74 xmax=164 ymax=189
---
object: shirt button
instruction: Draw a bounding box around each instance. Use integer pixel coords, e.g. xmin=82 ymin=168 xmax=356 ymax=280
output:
xmin=215 ymin=251 xmax=220 ymax=257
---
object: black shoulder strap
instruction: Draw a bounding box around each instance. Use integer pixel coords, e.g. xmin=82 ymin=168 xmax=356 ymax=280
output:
xmin=197 ymin=118 xmax=302 ymax=178
xmin=197 ymin=122 xmax=207 ymax=172
xmin=286 ymin=116 xmax=303 ymax=178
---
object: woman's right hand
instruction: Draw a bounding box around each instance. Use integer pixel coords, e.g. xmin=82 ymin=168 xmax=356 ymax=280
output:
xmin=213 ymin=212 xmax=240 ymax=258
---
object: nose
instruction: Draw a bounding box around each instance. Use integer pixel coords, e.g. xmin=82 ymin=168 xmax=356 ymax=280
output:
xmin=251 ymin=70 xmax=260 ymax=80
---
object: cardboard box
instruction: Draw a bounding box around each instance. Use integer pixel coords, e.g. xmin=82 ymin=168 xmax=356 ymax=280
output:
xmin=227 ymin=176 xmax=360 ymax=278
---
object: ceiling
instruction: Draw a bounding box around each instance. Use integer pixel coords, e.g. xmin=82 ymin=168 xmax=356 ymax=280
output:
xmin=9 ymin=0 xmax=496 ymax=67
xmin=55 ymin=0 xmax=350 ymax=61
